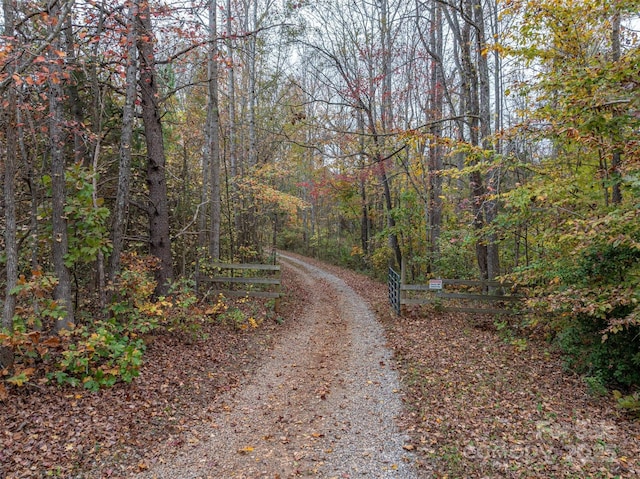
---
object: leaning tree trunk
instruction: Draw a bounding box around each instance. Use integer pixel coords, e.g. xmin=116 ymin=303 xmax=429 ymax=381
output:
xmin=136 ymin=0 xmax=173 ymax=295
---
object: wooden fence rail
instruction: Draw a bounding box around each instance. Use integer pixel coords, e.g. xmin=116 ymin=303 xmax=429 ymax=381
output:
xmin=198 ymin=262 xmax=282 ymax=310
xmin=390 ymin=275 xmax=523 ymax=315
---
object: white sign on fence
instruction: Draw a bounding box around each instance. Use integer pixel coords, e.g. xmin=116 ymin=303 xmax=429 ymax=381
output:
xmin=428 ymin=279 xmax=443 ymax=290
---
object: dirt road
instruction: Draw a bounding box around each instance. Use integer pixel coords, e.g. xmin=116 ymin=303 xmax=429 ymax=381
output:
xmin=141 ymin=254 xmax=418 ymax=478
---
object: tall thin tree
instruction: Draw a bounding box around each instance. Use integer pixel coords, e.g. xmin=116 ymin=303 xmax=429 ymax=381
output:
xmin=136 ymin=0 xmax=174 ymax=294
xmin=49 ymin=0 xmax=75 ymax=330
xmin=2 ymin=0 xmax=18 ymax=366
xmin=109 ymin=5 xmax=138 ymax=282
xmin=208 ymin=0 xmax=222 ymax=260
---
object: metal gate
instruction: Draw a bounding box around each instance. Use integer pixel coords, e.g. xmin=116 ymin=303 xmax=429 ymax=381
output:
xmin=388 ymin=267 xmax=401 ymax=315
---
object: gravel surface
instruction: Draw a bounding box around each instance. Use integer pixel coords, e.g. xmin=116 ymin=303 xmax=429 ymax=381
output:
xmin=140 ymin=254 xmax=418 ymax=478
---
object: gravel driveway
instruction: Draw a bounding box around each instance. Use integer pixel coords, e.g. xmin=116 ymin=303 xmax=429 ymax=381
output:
xmin=141 ymin=254 xmax=418 ymax=478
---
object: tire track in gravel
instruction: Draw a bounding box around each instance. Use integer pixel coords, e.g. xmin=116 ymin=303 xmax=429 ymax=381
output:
xmin=140 ymin=254 xmax=418 ymax=479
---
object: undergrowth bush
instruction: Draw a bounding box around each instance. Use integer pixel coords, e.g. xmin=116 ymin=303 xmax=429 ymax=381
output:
xmin=1 ymin=252 xmax=275 ymax=393
xmin=517 ymin=224 xmax=640 ymax=389
xmin=52 ymin=322 xmax=145 ymax=391
xmin=2 ymin=254 xmax=166 ymax=391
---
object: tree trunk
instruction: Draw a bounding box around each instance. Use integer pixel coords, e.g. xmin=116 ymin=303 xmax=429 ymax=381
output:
xmin=376 ymin=0 xmax=401 ymax=269
xmin=248 ymin=0 xmax=258 ymax=168
xmin=21 ymin=109 xmax=41 ymax=279
xmin=1 ymin=0 xmax=17 ymax=367
xmin=380 ymin=161 xmax=402 ymax=269
xmin=226 ymin=0 xmax=238 ymax=258
xmin=357 ymin=111 xmax=369 ymax=256
xmin=428 ymin=2 xmax=444 ymax=261
xmin=458 ymin=0 xmax=488 ymax=280
xmin=109 ymin=6 xmax=138 ymax=283
xmin=87 ymin=0 xmax=108 ymax=306
xmin=611 ymin=10 xmax=622 ymax=205
xmin=49 ymin=0 xmax=74 ymax=331
xmin=64 ymin=14 xmax=88 ymax=166
xmin=136 ymin=0 xmax=173 ymax=295
xmin=208 ymin=0 xmax=222 ymax=260
xmin=474 ymin=0 xmax=500 ymax=280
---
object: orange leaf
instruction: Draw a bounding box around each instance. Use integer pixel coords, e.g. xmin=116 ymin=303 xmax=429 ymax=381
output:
xmin=27 ymin=331 xmax=41 ymax=343
xmin=41 ymin=337 xmax=61 ymax=347
xmin=0 ymin=383 xmax=8 ymax=401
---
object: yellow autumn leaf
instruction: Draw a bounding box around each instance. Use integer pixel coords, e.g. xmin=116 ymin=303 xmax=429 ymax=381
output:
xmin=238 ymin=446 xmax=254 ymax=454
xmin=7 ymin=369 xmax=34 ymax=387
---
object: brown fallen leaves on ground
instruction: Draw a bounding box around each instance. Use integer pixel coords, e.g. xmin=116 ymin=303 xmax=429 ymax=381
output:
xmin=0 ymin=299 xmax=283 ymax=479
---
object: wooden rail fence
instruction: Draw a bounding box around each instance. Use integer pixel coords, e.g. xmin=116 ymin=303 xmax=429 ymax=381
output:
xmin=198 ymin=262 xmax=282 ymax=311
xmin=389 ymin=270 xmax=522 ymax=316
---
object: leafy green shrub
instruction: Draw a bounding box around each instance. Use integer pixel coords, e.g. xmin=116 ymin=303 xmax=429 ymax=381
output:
xmin=507 ymin=195 xmax=640 ymax=389
xmin=0 ymin=330 xmax=62 ymax=385
xmin=550 ymin=238 xmax=640 ymax=388
xmin=107 ymin=252 xmax=169 ymax=333
xmin=2 ymin=254 xmax=167 ymax=391
xmin=557 ymin=317 xmax=640 ymax=388
xmin=9 ymin=270 xmax=68 ymax=331
xmin=614 ymin=390 xmax=640 ymax=418
xmin=40 ymin=164 xmax=111 ymax=270
xmin=53 ymin=322 xmax=144 ymax=391
xmin=1 ymin=320 xmax=145 ymax=392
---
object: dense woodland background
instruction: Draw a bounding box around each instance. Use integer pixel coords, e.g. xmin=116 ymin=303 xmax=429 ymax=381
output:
xmin=0 ymin=0 xmax=639 ymax=399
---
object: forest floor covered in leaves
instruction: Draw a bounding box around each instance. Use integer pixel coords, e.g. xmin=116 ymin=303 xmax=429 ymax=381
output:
xmin=0 ymin=297 xmax=284 ymax=477
xmin=1 ymin=254 xmax=639 ymax=478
